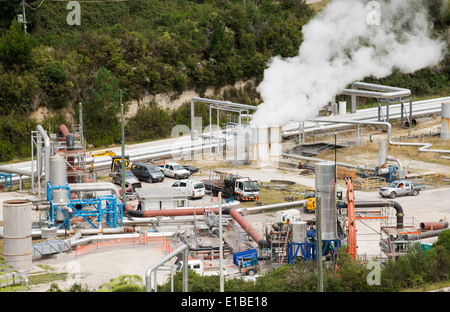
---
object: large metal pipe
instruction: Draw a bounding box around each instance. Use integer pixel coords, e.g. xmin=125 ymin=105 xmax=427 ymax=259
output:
xmin=124 ymin=205 xmax=269 ymax=248
xmin=402 ymin=228 xmax=448 ymax=241
xmin=36 ymin=125 xmax=51 ymax=195
xmin=145 ymin=244 xmax=189 ymax=292
xmin=281 ymin=153 xmax=374 ymax=172
xmin=126 ymin=206 xmax=224 ymax=218
xmin=68 ymin=182 xmax=121 ymax=199
xmin=229 ymin=208 xmax=268 ymax=248
xmin=343 ymin=81 xmax=411 ymax=100
xmin=339 ymin=200 xmax=404 ymax=229
xmin=190 ymin=97 xmax=258 ymax=141
xmin=308 ymin=119 xmax=450 ymax=155
xmin=240 ymin=200 xmax=306 ymax=215
xmin=420 ymin=220 xmax=448 ymax=231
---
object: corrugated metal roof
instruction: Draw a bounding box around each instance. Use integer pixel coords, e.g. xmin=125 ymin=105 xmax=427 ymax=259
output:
xmin=136 ymin=187 xmax=190 ymax=199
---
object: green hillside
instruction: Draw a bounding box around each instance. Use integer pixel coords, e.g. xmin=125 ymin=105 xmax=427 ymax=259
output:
xmin=0 ymin=0 xmax=449 ymax=161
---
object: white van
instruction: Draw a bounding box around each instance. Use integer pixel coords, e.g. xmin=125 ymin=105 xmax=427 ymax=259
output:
xmin=172 ymin=179 xmax=205 ymax=199
xmin=177 ymin=259 xmax=204 ymax=275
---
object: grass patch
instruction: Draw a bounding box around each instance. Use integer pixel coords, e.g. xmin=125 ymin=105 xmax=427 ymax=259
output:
xmin=238 ymin=183 xmax=307 ymax=209
xmin=309 ymin=0 xmax=330 ymax=13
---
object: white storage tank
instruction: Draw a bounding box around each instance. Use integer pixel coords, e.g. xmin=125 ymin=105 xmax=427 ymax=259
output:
xmin=290 ymin=220 xmax=308 ymax=243
xmin=3 ymin=199 xmax=33 ymax=271
xmin=251 ymin=125 xmax=270 ymax=167
xmin=50 ymin=154 xmax=69 ymax=221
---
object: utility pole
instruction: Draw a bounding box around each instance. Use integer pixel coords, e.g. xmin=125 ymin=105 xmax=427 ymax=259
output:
xmin=316 ymin=195 xmax=323 ymax=292
xmin=79 ymin=103 xmax=84 ymax=147
xmin=120 ymin=90 xmax=126 ymax=203
xmin=21 ymin=1 xmax=27 ymax=32
xmin=219 ymin=191 xmax=224 ymax=292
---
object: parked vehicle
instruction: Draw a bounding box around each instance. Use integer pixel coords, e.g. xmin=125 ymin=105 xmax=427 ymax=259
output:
xmin=183 ymin=165 xmax=200 ymax=175
xmin=234 ymin=249 xmax=259 ymax=276
xmin=202 ymin=170 xmax=259 ymax=201
xmin=109 ymin=169 xmax=141 ymax=191
xmin=130 ymin=162 xmax=165 ymax=183
xmin=379 ymin=180 xmax=420 ymax=199
xmin=176 ymin=259 xmax=204 ymax=275
xmin=172 ymin=179 xmax=205 ymax=199
xmin=160 ymin=162 xmax=191 ymax=179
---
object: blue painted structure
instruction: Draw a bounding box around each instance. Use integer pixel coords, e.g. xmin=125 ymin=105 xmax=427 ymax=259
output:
xmin=46 ymin=182 xmax=123 ymax=230
xmin=0 ymin=172 xmax=13 ymax=189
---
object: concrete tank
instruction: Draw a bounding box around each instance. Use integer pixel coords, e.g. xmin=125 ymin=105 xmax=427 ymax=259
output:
xmin=315 ymin=161 xmax=337 ymax=240
xmin=441 ymin=101 xmax=450 ymax=140
xmin=251 ymin=126 xmax=269 ymax=167
xmin=269 ymin=125 xmax=282 ymax=165
xmin=2 ymin=199 xmax=33 ymax=271
xmin=290 ymin=220 xmax=307 ymax=243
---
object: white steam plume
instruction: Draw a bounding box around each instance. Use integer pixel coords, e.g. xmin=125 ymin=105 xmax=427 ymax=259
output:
xmin=252 ymin=0 xmax=446 ymax=126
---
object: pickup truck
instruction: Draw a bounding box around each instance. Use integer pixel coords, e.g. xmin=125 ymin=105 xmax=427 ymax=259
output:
xmin=159 ymin=162 xmax=191 ymax=179
xmin=379 ymin=180 xmax=420 ymax=199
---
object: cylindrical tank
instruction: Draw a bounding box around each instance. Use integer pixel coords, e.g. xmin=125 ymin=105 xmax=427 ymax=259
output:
xmin=251 ymin=126 xmax=269 ymax=167
xmin=441 ymin=101 xmax=450 ymax=140
xmin=2 ymin=199 xmax=33 ymax=271
xmin=50 ymin=154 xmax=69 ymax=221
xmin=315 ymin=161 xmax=337 ymax=240
xmin=290 ymin=220 xmax=307 ymax=243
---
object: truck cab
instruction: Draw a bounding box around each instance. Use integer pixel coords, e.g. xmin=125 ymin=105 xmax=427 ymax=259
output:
xmin=234 ymin=179 xmax=259 ymax=201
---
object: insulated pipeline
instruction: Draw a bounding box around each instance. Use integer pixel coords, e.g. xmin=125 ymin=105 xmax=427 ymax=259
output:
xmin=124 ymin=205 xmax=269 ymax=248
xmin=340 ymin=200 xmax=404 ymax=229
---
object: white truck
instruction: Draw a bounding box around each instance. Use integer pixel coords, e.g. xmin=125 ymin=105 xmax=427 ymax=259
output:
xmin=379 ymin=180 xmax=421 ymax=199
xmin=202 ymin=170 xmax=260 ymax=201
xmin=159 ymin=162 xmax=191 ymax=179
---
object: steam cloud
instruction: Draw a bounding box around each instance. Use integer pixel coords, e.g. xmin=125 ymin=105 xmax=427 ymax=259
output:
xmin=252 ymin=0 xmax=446 ymax=126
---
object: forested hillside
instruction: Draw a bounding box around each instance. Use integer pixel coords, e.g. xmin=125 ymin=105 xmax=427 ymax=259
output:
xmin=0 ymin=0 xmax=449 ymax=161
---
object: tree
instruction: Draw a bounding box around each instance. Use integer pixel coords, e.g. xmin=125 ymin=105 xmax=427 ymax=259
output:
xmin=83 ymin=67 xmax=121 ymax=147
xmin=0 ymin=19 xmax=32 ymax=68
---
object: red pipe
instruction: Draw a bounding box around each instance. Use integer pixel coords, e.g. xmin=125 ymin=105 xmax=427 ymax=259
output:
xmin=126 ymin=206 xmax=220 ymax=217
xmin=229 ymin=208 xmax=266 ymax=246
xmin=420 ymin=220 xmax=449 ymax=231
xmin=59 ymin=124 xmax=71 ymax=137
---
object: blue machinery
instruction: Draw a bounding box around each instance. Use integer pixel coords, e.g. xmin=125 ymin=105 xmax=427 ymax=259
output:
xmin=0 ymin=172 xmax=13 ymax=189
xmin=287 ymin=239 xmax=341 ymax=263
xmin=46 ymin=182 xmax=123 ymax=230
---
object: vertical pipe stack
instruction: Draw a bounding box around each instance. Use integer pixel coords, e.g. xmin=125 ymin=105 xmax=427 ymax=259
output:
xmin=3 ymin=200 xmax=32 ymax=271
xmin=441 ymin=101 xmax=450 ymax=140
xmin=315 ymin=161 xmax=337 ymax=240
xmin=378 ymin=140 xmax=387 ymax=167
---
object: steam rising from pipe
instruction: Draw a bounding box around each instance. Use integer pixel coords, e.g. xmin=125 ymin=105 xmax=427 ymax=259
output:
xmin=252 ymin=0 xmax=446 ymax=126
